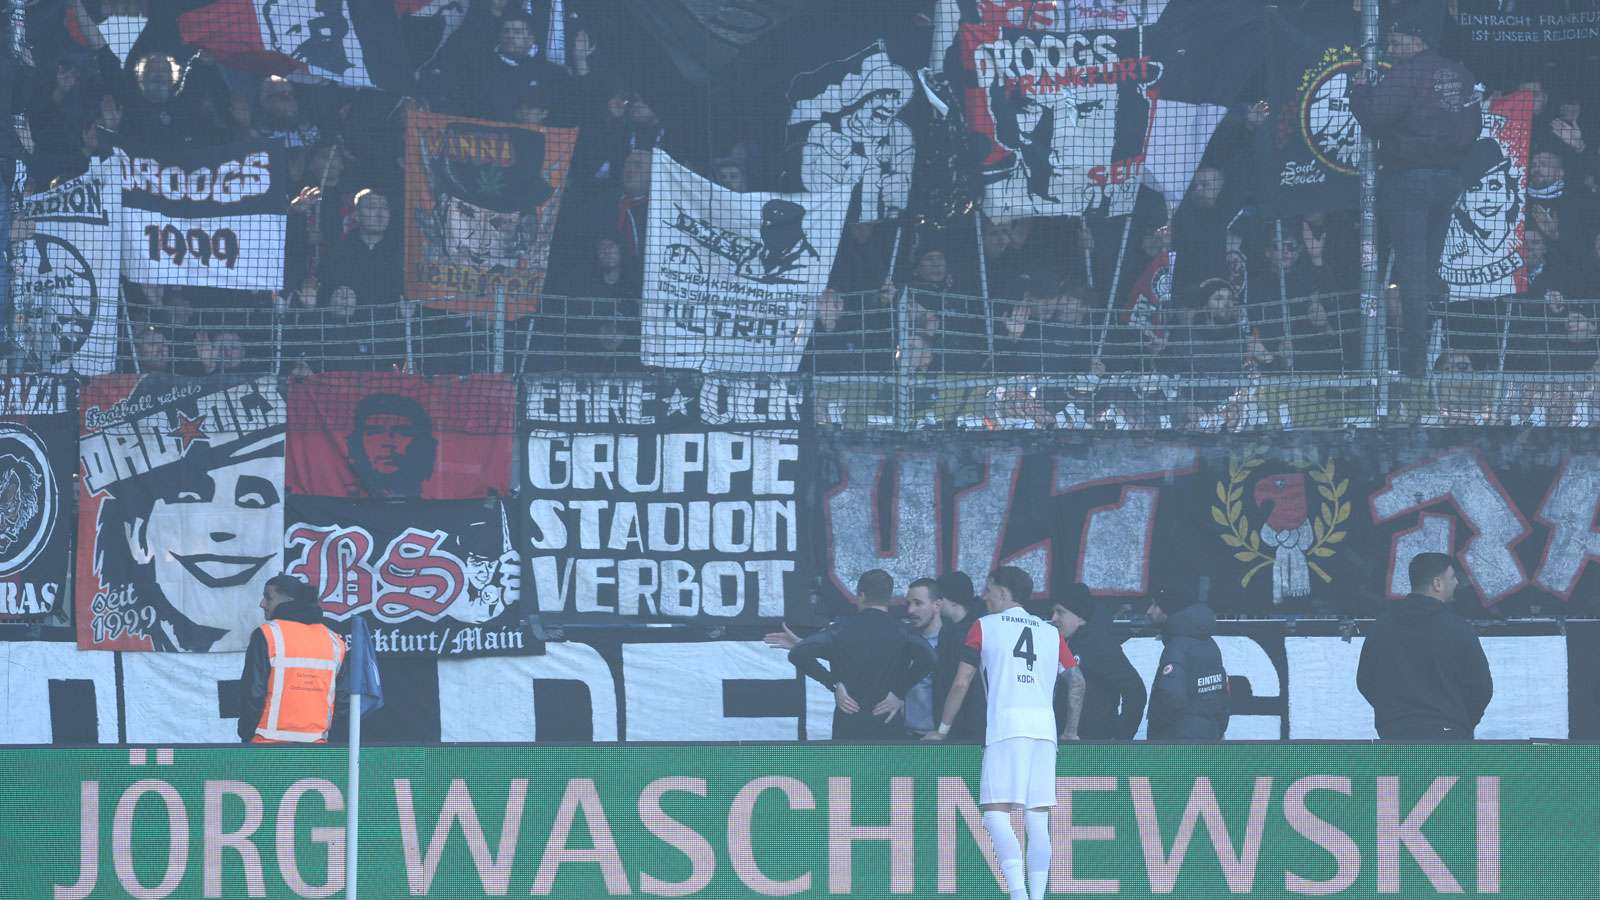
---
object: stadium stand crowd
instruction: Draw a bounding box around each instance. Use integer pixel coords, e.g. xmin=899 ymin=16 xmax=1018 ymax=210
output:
xmin=3 ymin=0 xmax=1594 ymax=429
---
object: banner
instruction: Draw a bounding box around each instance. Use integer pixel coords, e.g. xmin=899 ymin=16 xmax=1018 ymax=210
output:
xmin=520 ymin=373 xmax=811 ymax=626
xmin=0 ymin=378 xmax=76 ymax=620
xmin=1124 ymin=249 xmax=1174 ymax=334
xmin=947 ymin=0 xmax=1163 ymax=219
xmin=6 ymin=619 xmax=1592 ymax=744
xmin=176 ymin=0 xmax=417 ymax=91
xmin=286 ymin=372 xmax=514 ymax=500
xmin=75 ymin=375 xmax=286 ymax=652
xmin=642 ymin=149 xmax=849 ymax=373
xmin=1440 ymin=90 xmax=1535 ymax=300
xmin=284 ymin=496 xmax=529 ymax=657
xmin=3 ymin=744 xmax=1598 ymax=897
xmin=118 ymin=139 xmax=288 ymax=290
xmin=1448 ymin=0 xmax=1600 ymax=88
xmin=820 ymin=430 xmax=1600 ymax=616
xmin=403 ymin=109 xmax=577 ymax=318
xmin=10 ymin=154 xmax=122 ymax=375
xmin=1261 ymin=9 xmax=1368 ymax=217
xmin=785 ymin=44 xmax=917 ymax=223
xmin=630 ymin=0 xmax=813 ymax=83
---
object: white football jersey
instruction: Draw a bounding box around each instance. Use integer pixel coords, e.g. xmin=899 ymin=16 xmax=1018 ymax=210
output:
xmin=965 ymin=609 xmax=1077 ymax=744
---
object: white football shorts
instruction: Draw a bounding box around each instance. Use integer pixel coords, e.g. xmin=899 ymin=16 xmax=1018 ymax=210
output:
xmin=979 ymin=737 xmax=1057 ymax=808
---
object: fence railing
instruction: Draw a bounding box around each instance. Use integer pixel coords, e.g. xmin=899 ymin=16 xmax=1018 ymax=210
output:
xmin=36 ymin=284 xmax=1596 ymax=430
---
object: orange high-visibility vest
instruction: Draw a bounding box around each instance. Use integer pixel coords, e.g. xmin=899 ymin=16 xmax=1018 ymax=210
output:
xmin=253 ymin=620 xmax=346 ymax=744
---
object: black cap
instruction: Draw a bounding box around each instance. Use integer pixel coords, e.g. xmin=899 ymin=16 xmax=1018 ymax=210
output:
xmin=1053 ymin=582 xmax=1097 ymax=622
xmin=937 ymin=571 xmax=976 ymax=609
xmin=1389 ymin=0 xmax=1446 ymax=46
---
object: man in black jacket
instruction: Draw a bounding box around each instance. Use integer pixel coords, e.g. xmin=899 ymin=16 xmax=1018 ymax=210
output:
xmin=790 ymin=570 xmax=936 ymax=741
xmin=237 ymin=576 xmax=349 ymax=744
xmin=1146 ymin=589 xmax=1230 ymax=740
xmin=1357 ymin=553 xmax=1493 ymax=740
xmin=1052 ymin=584 xmax=1146 ymax=740
xmin=1350 ymin=0 xmax=1482 ymax=375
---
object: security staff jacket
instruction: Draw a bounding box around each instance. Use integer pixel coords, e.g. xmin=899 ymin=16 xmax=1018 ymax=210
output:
xmin=237 ymin=597 xmax=350 ymax=743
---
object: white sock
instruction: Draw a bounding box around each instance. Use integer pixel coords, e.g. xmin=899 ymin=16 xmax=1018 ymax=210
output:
xmin=1026 ymin=809 xmax=1052 ymax=900
xmin=983 ymin=810 xmax=1027 ymax=900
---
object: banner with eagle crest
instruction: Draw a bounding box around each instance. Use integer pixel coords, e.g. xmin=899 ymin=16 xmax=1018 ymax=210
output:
xmin=0 ymin=378 xmax=76 ymax=621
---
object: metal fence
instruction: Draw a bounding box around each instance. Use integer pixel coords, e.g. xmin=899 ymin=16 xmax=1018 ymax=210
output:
xmin=83 ymin=283 xmax=1599 ymax=430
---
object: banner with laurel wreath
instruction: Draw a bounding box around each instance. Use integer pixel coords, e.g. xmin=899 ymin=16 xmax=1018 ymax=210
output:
xmin=816 ymin=430 xmax=1599 ymax=617
xmin=1211 ymin=447 xmax=1350 ymax=606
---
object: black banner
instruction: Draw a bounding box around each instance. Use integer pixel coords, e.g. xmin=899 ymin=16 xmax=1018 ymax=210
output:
xmin=1446 ymin=0 xmax=1600 ymax=89
xmin=633 ymin=0 xmax=815 ymax=83
xmin=818 ymin=430 xmax=1600 ymax=618
xmin=285 ymin=496 xmax=529 ymax=657
xmin=1260 ymin=7 xmax=1366 ymax=218
xmin=520 ymin=374 xmax=811 ymax=627
xmin=0 ymin=377 xmax=76 ymax=622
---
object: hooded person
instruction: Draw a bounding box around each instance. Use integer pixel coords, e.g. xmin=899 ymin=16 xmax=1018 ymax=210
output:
xmin=1051 ymin=583 xmax=1147 ymax=740
xmin=1144 ymin=586 xmax=1230 ymax=740
xmin=1349 ymin=0 xmax=1482 ymax=375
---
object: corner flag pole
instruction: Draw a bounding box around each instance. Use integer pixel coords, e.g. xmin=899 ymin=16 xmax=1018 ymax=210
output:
xmin=345 ymin=615 xmax=382 ymax=898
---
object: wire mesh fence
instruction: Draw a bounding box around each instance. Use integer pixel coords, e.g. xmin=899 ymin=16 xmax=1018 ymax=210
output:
xmin=2 ymin=1 xmax=1598 ymax=432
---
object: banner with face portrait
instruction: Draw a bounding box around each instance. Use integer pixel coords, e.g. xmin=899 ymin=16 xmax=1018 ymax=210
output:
xmin=118 ymin=139 xmax=288 ymax=291
xmin=286 ymin=373 xmax=514 ymax=500
xmin=0 ymin=378 xmax=77 ymax=621
xmin=520 ymin=373 xmax=812 ymax=627
xmin=76 ymin=376 xmax=286 ymax=652
xmin=947 ymin=0 xmax=1162 ymax=219
xmin=403 ymin=109 xmax=577 ymax=318
xmin=1440 ymin=90 xmax=1535 ymax=300
xmin=11 ymin=153 xmax=123 ymax=375
xmin=284 ymin=496 xmax=530 ymax=657
xmin=643 ymin=150 xmax=850 ymax=373
xmin=786 ymin=44 xmax=917 ymax=223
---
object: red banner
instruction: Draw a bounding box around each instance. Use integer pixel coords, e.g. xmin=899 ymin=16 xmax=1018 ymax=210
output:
xmin=286 ymin=373 xmax=513 ymax=500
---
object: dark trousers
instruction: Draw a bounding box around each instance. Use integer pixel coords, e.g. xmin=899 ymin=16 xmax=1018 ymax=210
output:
xmin=832 ymin=710 xmax=904 ymax=741
xmin=1383 ymin=167 xmax=1463 ymax=375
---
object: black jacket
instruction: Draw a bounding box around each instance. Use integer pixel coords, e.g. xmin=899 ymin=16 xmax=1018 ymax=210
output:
xmin=1057 ymin=616 xmax=1147 ymax=740
xmin=237 ymin=599 xmax=350 ymax=743
xmin=1350 ymin=49 xmax=1481 ymax=172
xmin=1147 ymin=604 xmax=1230 ymax=740
xmin=1356 ymin=594 xmax=1493 ymax=737
xmin=790 ymin=607 xmax=937 ymax=714
xmin=934 ymin=621 xmax=986 ymax=741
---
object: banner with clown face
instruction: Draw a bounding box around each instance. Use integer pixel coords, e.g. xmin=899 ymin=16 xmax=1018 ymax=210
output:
xmin=1440 ymin=90 xmax=1535 ymax=299
xmin=76 ymin=376 xmax=285 ymax=652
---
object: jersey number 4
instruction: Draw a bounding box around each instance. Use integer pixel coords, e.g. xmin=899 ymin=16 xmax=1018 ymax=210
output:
xmin=1012 ymin=629 xmax=1036 ymax=671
